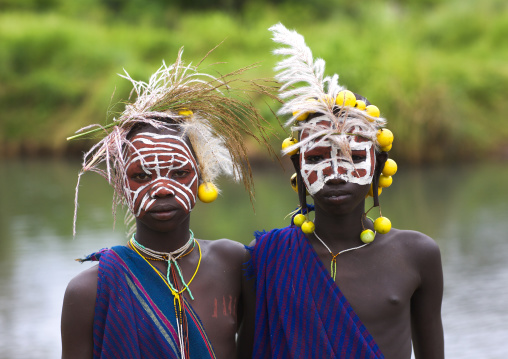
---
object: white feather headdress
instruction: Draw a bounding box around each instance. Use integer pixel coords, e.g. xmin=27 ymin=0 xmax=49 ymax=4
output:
xmin=269 ymin=23 xmax=386 ymax=156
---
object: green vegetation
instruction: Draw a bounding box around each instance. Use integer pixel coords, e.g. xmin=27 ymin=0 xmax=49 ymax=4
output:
xmin=1 ymin=0 xmax=507 ymax=163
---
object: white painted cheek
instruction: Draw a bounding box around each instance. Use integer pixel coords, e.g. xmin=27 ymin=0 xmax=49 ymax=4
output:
xmin=301 ymin=162 xmax=326 ymax=196
xmin=346 ymin=141 xmax=374 ymax=185
xmin=169 ymin=179 xmax=197 ymax=213
xmin=127 ymin=184 xmax=155 ymax=217
xmin=300 ymin=145 xmax=324 ymax=196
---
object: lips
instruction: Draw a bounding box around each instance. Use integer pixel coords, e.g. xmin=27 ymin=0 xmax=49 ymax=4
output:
xmin=320 ymin=189 xmax=352 ymax=204
xmin=148 ymin=204 xmax=180 ymax=220
xmin=150 ymin=204 xmax=179 ymax=213
xmin=322 ymin=190 xmax=349 ymax=198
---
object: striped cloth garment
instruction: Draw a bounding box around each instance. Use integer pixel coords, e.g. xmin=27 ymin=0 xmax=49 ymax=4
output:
xmin=83 ymin=246 xmax=216 ymax=359
xmin=250 ymin=226 xmax=384 ymax=359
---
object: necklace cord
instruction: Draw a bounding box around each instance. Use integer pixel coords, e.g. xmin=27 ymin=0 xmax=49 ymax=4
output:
xmin=128 ymin=231 xmax=201 ymax=359
xmin=313 ymin=231 xmax=369 ymax=281
xmin=129 ymin=232 xmax=202 ymax=298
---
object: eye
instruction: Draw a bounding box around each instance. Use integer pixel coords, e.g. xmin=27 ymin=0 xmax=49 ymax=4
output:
xmin=351 ymin=150 xmax=367 ymax=164
xmin=131 ymin=172 xmax=152 ymax=182
xmin=352 ymin=154 xmax=366 ymax=163
xmin=172 ymin=170 xmax=190 ymax=179
xmin=305 ymin=155 xmax=324 ymax=164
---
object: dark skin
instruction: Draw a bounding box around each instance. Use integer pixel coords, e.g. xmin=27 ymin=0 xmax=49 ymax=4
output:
xmin=300 ymin=151 xmax=444 ymax=358
xmin=61 ymin=126 xmax=253 ymax=359
xmin=249 ymin=149 xmax=444 ymax=358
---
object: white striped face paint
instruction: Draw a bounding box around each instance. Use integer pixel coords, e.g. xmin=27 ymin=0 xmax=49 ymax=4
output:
xmin=299 ymin=118 xmax=375 ymax=195
xmin=124 ymin=131 xmax=199 ymax=218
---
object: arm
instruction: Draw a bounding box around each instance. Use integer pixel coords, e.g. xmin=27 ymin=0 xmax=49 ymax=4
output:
xmin=61 ymin=265 xmax=98 ymax=359
xmin=410 ymin=235 xmax=445 ymax=359
xmin=236 ymin=240 xmax=256 ymax=359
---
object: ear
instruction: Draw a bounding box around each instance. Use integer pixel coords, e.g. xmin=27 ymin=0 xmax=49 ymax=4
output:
xmin=372 ymin=151 xmax=388 ymax=207
xmin=290 ymin=153 xmax=308 ymax=213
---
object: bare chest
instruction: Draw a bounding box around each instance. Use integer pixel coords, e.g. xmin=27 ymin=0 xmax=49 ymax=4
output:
xmin=178 ymin=258 xmax=242 ymax=358
xmin=315 ymin=246 xmax=419 ymax=324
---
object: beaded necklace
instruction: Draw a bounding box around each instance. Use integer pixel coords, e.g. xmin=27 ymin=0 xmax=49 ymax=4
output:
xmin=129 ymin=229 xmax=201 ymax=359
xmin=313 ymin=231 xmax=370 ymax=281
xmin=127 ymin=241 xmax=195 ymax=262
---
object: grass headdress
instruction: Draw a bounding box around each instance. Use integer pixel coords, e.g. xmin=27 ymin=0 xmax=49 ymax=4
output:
xmin=70 ymin=47 xmax=275 ymax=235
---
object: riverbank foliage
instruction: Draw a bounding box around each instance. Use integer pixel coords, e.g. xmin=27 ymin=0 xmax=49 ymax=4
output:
xmin=1 ymin=0 xmax=507 ymax=163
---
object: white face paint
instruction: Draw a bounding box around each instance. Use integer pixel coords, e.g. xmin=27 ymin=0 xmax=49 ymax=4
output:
xmin=124 ymin=132 xmax=199 ymax=218
xmin=299 ymin=118 xmax=375 ymax=195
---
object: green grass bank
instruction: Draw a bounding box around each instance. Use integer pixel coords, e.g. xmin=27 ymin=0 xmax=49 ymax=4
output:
xmin=1 ymin=0 xmax=507 ymax=163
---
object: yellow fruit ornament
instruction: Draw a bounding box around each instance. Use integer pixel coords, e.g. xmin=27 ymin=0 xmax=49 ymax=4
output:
xmin=336 ymin=90 xmax=357 ymax=107
xmin=293 ymin=214 xmax=306 ymax=227
xmin=178 ymin=108 xmax=193 ymax=117
xmin=323 ymin=94 xmax=335 ymax=107
xmin=355 ymin=100 xmax=367 ymax=111
xmin=290 ymin=173 xmax=298 ymax=193
xmin=282 ymin=137 xmax=299 ymax=156
xmin=198 ymin=182 xmax=218 ymax=203
xmin=360 ymin=229 xmax=376 ymax=244
xmin=367 ymin=184 xmax=382 ymax=197
xmin=365 ymin=105 xmax=380 ymax=118
xmin=293 ymin=110 xmax=308 ymax=121
xmin=376 ymin=129 xmax=394 ymax=148
xmin=290 ymin=173 xmax=309 ymax=196
xmin=301 ymin=220 xmax=315 ymax=234
xmin=378 ymin=175 xmax=393 ymax=188
xmin=380 ymin=143 xmax=392 ymax=152
xmin=382 ymin=159 xmax=398 ymax=176
xmin=373 ymin=216 xmax=391 ymax=234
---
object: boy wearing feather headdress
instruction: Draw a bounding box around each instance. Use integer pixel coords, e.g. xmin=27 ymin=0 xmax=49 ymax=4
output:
xmin=61 ymin=49 xmax=270 ymax=359
xmin=247 ymin=24 xmax=444 ymax=358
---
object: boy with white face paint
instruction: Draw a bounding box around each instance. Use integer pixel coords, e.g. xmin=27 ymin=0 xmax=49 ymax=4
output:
xmin=61 ymin=48 xmax=274 ymax=359
xmin=247 ymin=24 xmax=445 ymax=359
xmin=124 ymin=131 xmax=200 ymax=217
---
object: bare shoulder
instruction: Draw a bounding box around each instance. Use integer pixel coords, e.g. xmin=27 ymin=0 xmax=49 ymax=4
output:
xmin=61 ymin=264 xmax=99 ymax=359
xmin=64 ymin=264 xmax=99 ymax=302
xmin=383 ymin=228 xmax=442 ymax=274
xmin=388 ymin=228 xmax=440 ymax=255
xmin=197 ymin=238 xmax=247 ymax=265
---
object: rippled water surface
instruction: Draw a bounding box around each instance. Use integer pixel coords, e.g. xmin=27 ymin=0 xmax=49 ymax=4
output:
xmin=0 ymin=159 xmax=507 ymax=359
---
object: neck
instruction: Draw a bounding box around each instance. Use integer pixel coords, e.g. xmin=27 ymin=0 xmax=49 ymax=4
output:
xmin=134 ymin=219 xmax=192 ymax=253
xmin=313 ymin=200 xmax=371 ymax=248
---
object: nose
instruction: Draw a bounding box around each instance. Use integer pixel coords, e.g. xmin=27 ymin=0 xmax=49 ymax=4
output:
xmin=149 ymin=180 xmax=175 ymax=199
xmin=326 ymin=176 xmax=346 ymax=185
xmin=323 ymin=159 xmax=347 ymax=184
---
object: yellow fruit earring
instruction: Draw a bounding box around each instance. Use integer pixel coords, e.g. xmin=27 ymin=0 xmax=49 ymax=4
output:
xmin=289 ymin=157 xmax=315 ymax=234
xmin=282 ymin=137 xmax=299 ymax=156
xmin=198 ymin=182 xmax=218 ymax=203
xmin=290 ymin=173 xmax=309 ymax=196
xmin=361 ymin=208 xmax=392 ymax=244
xmin=377 ymin=128 xmax=394 ymax=152
xmin=292 ymin=210 xmax=315 ymax=234
xmin=361 ymin=155 xmax=397 ymax=242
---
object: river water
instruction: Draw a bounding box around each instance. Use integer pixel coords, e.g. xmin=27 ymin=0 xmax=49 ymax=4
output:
xmin=0 ymin=158 xmax=507 ymax=358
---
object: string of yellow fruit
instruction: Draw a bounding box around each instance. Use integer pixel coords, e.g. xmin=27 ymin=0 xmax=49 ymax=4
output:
xmin=281 ymin=90 xmax=398 ymax=241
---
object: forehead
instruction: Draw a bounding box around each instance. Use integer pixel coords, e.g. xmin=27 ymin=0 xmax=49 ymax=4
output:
xmin=300 ymin=117 xmax=372 ymax=148
xmin=127 ymin=129 xmax=195 ymax=159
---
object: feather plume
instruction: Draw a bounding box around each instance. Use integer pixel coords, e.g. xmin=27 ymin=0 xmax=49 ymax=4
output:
xmin=269 ymin=23 xmax=386 ymax=159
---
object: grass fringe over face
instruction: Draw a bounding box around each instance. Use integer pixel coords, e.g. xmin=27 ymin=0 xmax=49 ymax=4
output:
xmin=70 ymin=46 xmax=279 ymax=236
